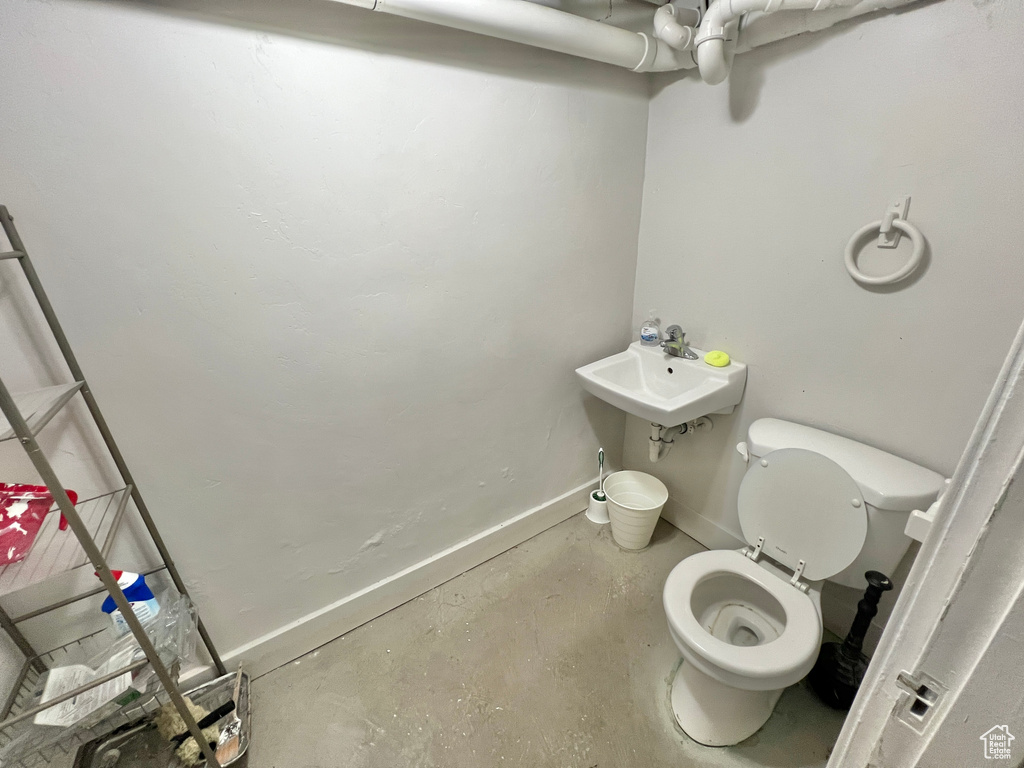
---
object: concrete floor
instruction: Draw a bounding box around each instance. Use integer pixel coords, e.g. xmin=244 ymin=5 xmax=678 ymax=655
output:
xmin=249 ymin=514 xmax=848 ymax=768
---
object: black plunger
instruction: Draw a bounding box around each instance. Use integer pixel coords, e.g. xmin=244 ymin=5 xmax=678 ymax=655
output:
xmin=809 ymin=570 xmax=893 ymax=710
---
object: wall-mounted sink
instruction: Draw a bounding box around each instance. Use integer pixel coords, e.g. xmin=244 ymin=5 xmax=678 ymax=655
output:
xmin=576 ymin=341 xmax=747 ymax=427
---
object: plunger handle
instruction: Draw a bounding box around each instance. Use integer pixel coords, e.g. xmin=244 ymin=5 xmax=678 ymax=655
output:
xmin=842 ymin=571 xmax=893 ymax=656
xmin=865 ymin=570 xmax=893 ymax=594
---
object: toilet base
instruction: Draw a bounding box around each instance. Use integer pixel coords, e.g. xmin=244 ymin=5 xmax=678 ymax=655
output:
xmin=670 ymin=660 xmax=784 ymax=746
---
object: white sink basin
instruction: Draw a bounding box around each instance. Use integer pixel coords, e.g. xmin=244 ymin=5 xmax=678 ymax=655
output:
xmin=576 ymin=341 xmax=747 ymax=427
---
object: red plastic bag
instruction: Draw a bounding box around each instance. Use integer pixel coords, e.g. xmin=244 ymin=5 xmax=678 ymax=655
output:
xmin=0 ymin=484 xmax=78 ymax=566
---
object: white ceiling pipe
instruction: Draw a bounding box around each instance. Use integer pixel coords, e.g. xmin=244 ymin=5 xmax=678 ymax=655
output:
xmin=330 ymin=0 xmax=923 ymax=76
xmin=695 ymin=0 xmax=861 ymax=84
xmin=367 ymin=0 xmax=693 ymax=71
xmin=733 ymin=0 xmax=922 ymax=51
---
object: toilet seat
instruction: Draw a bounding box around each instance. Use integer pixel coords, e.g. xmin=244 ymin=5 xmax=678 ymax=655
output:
xmin=664 ymin=550 xmax=821 ymax=689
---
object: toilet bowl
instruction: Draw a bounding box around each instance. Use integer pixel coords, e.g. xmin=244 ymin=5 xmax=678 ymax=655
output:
xmin=663 ymin=550 xmax=822 ymax=745
xmin=661 ymin=418 xmax=946 ymax=747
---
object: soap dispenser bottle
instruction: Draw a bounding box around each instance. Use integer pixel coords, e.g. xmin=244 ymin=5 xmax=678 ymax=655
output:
xmin=640 ymin=311 xmax=661 ymax=346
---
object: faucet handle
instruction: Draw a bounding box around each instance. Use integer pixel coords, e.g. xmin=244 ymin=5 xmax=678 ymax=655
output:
xmin=665 ymin=325 xmax=684 ymax=342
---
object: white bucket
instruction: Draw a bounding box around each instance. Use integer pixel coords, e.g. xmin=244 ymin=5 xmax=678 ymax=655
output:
xmin=604 ymin=471 xmax=669 ymax=550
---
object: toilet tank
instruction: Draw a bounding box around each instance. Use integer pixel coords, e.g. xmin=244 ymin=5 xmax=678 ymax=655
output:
xmin=745 ymin=419 xmax=945 ymax=589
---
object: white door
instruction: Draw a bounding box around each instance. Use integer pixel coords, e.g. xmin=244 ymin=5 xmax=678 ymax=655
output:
xmin=828 ymin=321 xmax=1024 ymax=768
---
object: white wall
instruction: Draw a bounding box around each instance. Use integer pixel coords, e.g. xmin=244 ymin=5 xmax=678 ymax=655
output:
xmin=0 ymin=0 xmax=647 ymax=663
xmin=627 ymin=0 xmax=1024 ymax=639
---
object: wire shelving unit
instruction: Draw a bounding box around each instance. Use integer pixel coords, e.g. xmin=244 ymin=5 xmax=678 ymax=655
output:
xmin=0 ymin=205 xmax=229 ymax=767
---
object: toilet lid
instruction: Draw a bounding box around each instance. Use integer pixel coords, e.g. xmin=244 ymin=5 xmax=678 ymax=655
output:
xmin=738 ymin=448 xmax=867 ymax=581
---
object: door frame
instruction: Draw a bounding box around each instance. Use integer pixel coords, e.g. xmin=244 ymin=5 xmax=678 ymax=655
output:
xmin=829 ymin=318 xmax=1024 ymax=767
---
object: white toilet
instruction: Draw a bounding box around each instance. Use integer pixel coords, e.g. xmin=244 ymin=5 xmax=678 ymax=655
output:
xmin=663 ymin=418 xmax=944 ymax=746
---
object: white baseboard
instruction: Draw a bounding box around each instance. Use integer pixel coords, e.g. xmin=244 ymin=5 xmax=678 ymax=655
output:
xmin=222 ymin=480 xmax=593 ymax=678
xmin=659 ymin=496 xmax=744 ymax=551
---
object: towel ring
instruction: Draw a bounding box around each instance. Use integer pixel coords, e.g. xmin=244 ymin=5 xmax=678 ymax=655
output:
xmin=844 ymin=218 xmax=925 ymax=286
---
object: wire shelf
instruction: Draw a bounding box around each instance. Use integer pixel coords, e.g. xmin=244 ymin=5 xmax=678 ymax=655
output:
xmin=0 ymin=488 xmax=132 ymax=598
xmin=1 ymin=630 xmax=124 ymax=721
xmin=0 ymin=599 xmax=196 ymax=767
xmin=0 ymin=384 xmax=83 ymax=442
xmin=0 ymin=646 xmax=169 ymax=767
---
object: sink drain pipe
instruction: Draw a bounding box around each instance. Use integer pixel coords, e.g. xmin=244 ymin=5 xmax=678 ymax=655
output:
xmin=649 ymin=418 xmax=713 ymax=462
xmin=650 ymin=422 xmax=686 ymax=463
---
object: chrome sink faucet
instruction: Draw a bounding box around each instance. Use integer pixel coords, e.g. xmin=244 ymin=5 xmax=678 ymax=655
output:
xmin=661 ymin=325 xmax=699 ymax=360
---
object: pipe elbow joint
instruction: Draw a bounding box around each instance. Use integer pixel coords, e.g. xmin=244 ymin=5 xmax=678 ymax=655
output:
xmin=695 ymin=37 xmax=731 ymax=84
xmin=694 ymin=3 xmax=732 ymax=85
xmin=653 ymin=4 xmax=697 ymax=51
